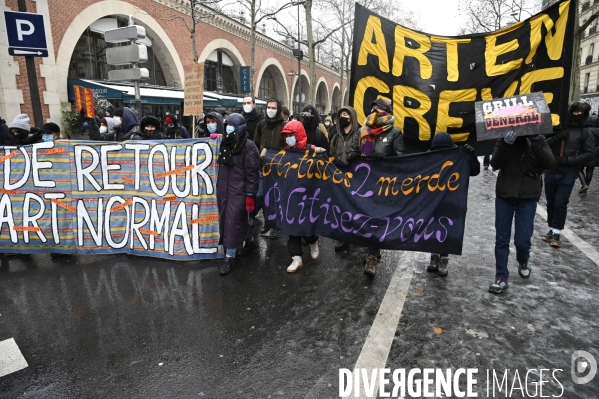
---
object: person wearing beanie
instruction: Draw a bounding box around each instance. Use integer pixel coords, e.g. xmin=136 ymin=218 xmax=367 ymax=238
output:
xmin=139 ymin=116 xmax=165 ymax=139
xmin=0 ymin=116 xmax=14 ymax=146
xmin=541 ymin=102 xmax=596 ymax=248
xmin=8 ymin=114 xmax=31 ymax=132
xmin=347 ymin=98 xmax=404 ymax=278
xmin=299 ymin=104 xmax=329 ymax=151
xmin=41 ymin=122 xmax=61 ymax=141
xmin=163 ymin=114 xmax=190 ymax=139
xmin=7 ymin=114 xmax=43 ymax=145
xmin=426 ymin=133 xmax=480 ymax=277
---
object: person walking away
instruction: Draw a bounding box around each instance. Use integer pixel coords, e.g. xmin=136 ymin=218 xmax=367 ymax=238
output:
xmin=242 ymin=96 xmax=264 ymax=141
xmin=279 ymin=120 xmax=326 ymax=273
xmin=347 ymin=98 xmax=404 ymax=277
xmin=216 ymin=113 xmax=260 ymax=275
xmin=163 ymin=114 xmax=190 ymax=139
xmin=578 ymin=115 xmax=599 ymax=193
xmin=488 ymin=131 xmax=557 ymax=294
xmin=329 ymin=105 xmax=361 ymax=253
xmin=426 ymin=133 xmax=480 ymax=277
xmin=254 ymin=98 xmax=286 ymax=239
xmin=542 ymin=102 xmax=595 ymax=247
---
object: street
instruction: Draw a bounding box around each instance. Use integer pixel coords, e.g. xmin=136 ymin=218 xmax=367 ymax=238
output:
xmin=1 ymin=164 xmax=598 ymax=398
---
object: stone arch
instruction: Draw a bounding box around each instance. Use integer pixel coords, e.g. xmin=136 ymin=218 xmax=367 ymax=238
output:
xmin=291 ymin=69 xmax=311 ymax=113
xmin=254 ymin=58 xmax=289 ymax=104
xmin=343 ymin=88 xmax=349 ymax=108
xmin=331 ymin=83 xmax=341 ymax=113
xmin=198 ymin=39 xmax=246 ymax=93
xmin=54 ymin=1 xmax=185 ymax=103
xmin=315 ymin=77 xmax=330 ymax=114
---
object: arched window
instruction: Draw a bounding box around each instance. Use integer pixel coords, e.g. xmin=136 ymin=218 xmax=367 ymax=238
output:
xmin=258 ymin=68 xmax=277 ymax=99
xmin=204 ymin=50 xmax=238 ymax=93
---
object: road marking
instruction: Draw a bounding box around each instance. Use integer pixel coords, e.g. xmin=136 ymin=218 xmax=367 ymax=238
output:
xmin=351 ymin=251 xmax=418 ymax=398
xmin=0 ymin=338 xmax=29 ymax=377
xmin=489 ymin=166 xmax=599 ymax=267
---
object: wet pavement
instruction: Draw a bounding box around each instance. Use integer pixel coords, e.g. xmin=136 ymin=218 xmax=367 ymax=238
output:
xmin=1 ymin=166 xmax=598 ymax=398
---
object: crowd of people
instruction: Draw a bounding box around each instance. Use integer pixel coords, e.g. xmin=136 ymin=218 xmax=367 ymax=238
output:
xmin=0 ymin=96 xmax=597 ymax=295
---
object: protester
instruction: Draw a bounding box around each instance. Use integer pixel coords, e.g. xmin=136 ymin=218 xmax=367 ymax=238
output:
xmin=242 ymin=96 xmax=264 ymax=141
xmin=329 ymin=105 xmax=361 ymax=253
xmin=40 ymin=122 xmax=62 ymax=141
xmin=300 ymin=104 xmax=329 ymax=151
xmin=99 ymin=117 xmax=116 ymax=140
xmin=542 ymin=102 xmax=595 ymax=247
xmin=347 ymin=98 xmax=404 ymax=277
xmin=216 ymin=113 xmax=260 ymax=275
xmin=281 ymin=106 xmax=291 ymax=123
xmin=488 ymin=131 xmax=557 ymax=294
xmin=483 ymin=155 xmax=491 ymax=170
xmin=323 ymin=115 xmax=334 ymax=135
xmin=205 ymin=112 xmax=224 ymax=136
xmin=279 ymin=120 xmax=326 ymax=273
xmin=114 ymin=107 xmax=142 ymax=141
xmin=426 ymin=133 xmax=480 ymax=277
xmin=215 ymin=107 xmax=229 ymax=120
xmin=578 ymin=115 xmax=599 ymax=193
xmin=163 ymin=114 xmax=190 ymax=139
xmin=140 ymin=116 xmax=165 ymax=140
xmin=0 ymin=116 xmax=11 ymax=145
xmin=195 ymin=114 xmax=207 ymax=138
xmin=254 ymin=98 xmax=286 ymax=239
xmin=7 ymin=114 xmax=43 ymax=145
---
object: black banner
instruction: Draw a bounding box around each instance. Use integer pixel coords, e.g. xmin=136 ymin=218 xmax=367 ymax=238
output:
xmin=262 ymin=148 xmax=470 ymax=255
xmin=350 ymin=0 xmax=575 ymax=155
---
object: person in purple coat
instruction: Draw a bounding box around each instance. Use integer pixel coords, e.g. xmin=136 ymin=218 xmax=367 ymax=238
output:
xmin=216 ymin=113 xmax=260 ymax=275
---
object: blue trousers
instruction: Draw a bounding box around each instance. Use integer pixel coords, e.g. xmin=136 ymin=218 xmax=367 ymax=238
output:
xmin=544 ymin=172 xmax=576 ymax=230
xmin=494 ymin=197 xmax=537 ymax=280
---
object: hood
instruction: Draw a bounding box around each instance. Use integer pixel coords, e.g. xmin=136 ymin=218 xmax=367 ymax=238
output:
xmin=206 ymin=111 xmax=224 ymax=134
xmin=223 ymin=113 xmax=247 ymax=140
xmin=265 ymin=98 xmax=283 ymax=120
xmin=337 ymin=106 xmax=360 ymax=133
xmin=121 ymin=108 xmax=138 ymax=135
xmin=301 ymin=104 xmax=320 ymax=133
xmin=430 ymin=132 xmax=456 ymax=151
xmin=140 ymin=116 xmax=162 ymax=132
xmin=281 ymin=120 xmax=307 ymax=149
xmin=324 ymin=116 xmax=333 ymax=124
xmin=165 ymin=114 xmax=179 ymax=128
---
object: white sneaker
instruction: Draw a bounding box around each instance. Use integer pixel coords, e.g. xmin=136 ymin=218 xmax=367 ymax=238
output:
xmin=287 ymin=256 xmax=303 ymax=273
xmin=309 ymin=241 xmax=320 ymax=260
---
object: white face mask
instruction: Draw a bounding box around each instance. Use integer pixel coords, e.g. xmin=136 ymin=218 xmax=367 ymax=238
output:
xmin=113 ymin=117 xmax=122 ymax=127
xmin=243 ymin=104 xmax=253 ymax=113
xmin=266 ymin=109 xmax=277 ymax=119
xmin=99 ymin=126 xmax=108 ymax=134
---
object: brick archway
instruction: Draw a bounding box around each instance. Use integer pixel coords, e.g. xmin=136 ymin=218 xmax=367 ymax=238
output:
xmin=254 ymin=58 xmax=289 ymax=104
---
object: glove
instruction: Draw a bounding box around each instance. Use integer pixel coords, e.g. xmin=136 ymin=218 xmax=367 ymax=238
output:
xmin=347 ymin=152 xmax=359 ymax=162
xmin=314 ymin=147 xmax=326 ymax=154
xmin=503 ymin=131 xmax=517 ymax=145
xmin=556 ymin=156 xmax=569 ymax=165
xmin=260 ymin=148 xmax=267 ymax=158
xmin=463 ymin=144 xmax=476 ymax=155
xmin=210 ymin=133 xmax=219 ymax=139
xmin=373 ymin=152 xmax=385 ymax=161
xmin=245 ymin=196 xmax=255 ymax=213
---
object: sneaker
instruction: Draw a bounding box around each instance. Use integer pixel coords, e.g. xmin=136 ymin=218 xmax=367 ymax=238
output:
xmin=260 ymin=226 xmax=270 ymax=236
xmin=238 ymin=241 xmax=257 ymax=257
xmin=309 ymin=241 xmax=320 ymax=260
xmin=269 ymin=229 xmax=279 ymax=239
xmin=518 ymin=262 xmax=531 ymax=279
xmin=541 ymin=229 xmax=553 ymax=242
xmin=334 ymin=241 xmax=349 ymax=252
xmin=488 ymin=279 xmax=508 ymax=294
xmin=550 ymin=234 xmax=561 ymax=248
xmin=427 ymin=254 xmax=440 ymax=273
xmin=219 ymin=257 xmax=234 ymax=275
xmin=437 ymin=257 xmax=449 ymax=277
xmin=287 ymin=256 xmax=303 ymax=273
xmin=364 ymin=255 xmax=377 ymax=277
xmin=579 ymin=185 xmax=589 ymax=194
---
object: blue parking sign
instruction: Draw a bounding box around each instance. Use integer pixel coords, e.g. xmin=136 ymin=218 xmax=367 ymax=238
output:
xmin=4 ymin=11 xmax=48 ymax=55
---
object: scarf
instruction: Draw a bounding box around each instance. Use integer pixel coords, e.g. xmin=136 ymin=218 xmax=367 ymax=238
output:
xmin=218 ymin=131 xmax=247 ymax=166
xmin=360 ymin=112 xmax=396 ymax=156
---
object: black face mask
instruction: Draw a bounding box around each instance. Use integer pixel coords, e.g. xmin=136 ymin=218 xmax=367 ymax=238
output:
xmin=339 ymin=117 xmax=351 ymax=128
xmin=301 ymin=115 xmax=313 ymax=124
xmin=569 ymin=114 xmax=586 ymax=124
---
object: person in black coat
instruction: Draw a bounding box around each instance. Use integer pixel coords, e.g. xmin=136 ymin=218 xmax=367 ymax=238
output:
xmin=163 ymin=114 xmax=190 ymax=139
xmin=242 ymin=96 xmax=264 ymax=141
xmin=299 ymin=104 xmax=329 ymax=151
xmin=488 ymin=131 xmax=556 ymax=294
xmin=542 ymin=102 xmax=595 ymax=247
xmin=578 ymin=115 xmax=599 ymax=193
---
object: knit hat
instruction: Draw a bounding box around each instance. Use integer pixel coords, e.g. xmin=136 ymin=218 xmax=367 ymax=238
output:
xmin=165 ymin=116 xmax=174 ymax=125
xmin=370 ymin=98 xmax=392 ymax=114
xmin=100 ymin=118 xmax=107 ymax=126
xmin=431 ymin=132 xmax=456 ymax=150
xmin=113 ymin=107 xmax=124 ymax=118
xmin=8 ymin=114 xmax=31 ymax=132
xmin=42 ymin=122 xmax=60 ymax=133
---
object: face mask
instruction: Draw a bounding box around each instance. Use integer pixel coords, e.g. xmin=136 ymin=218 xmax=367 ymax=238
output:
xmin=339 ymin=117 xmax=351 ymax=128
xmin=207 ymin=123 xmax=217 ymax=133
xmin=243 ymin=104 xmax=253 ymax=113
xmin=266 ymin=109 xmax=277 ymax=119
xmin=286 ymin=136 xmax=297 ymax=147
xmin=570 ymin=114 xmax=585 ymax=123
xmin=166 ymin=112 xmax=170 ymax=116
xmin=226 ymin=125 xmax=236 ymax=135
xmin=325 ymin=122 xmax=331 ymax=127
xmin=99 ymin=126 xmax=108 ymax=134
xmin=113 ymin=118 xmax=122 ymax=127
xmin=301 ymin=115 xmax=313 ymax=124
xmin=42 ymin=134 xmax=54 ymax=142
xmin=168 ymin=124 xmax=174 ymax=128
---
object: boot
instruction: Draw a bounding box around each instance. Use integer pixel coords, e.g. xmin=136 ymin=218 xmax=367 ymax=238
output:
xmin=287 ymin=256 xmax=303 ymax=273
xmin=427 ymin=254 xmax=440 ymax=273
xmin=364 ymin=255 xmax=377 ymax=277
xmin=541 ymin=229 xmax=553 ymax=242
xmin=238 ymin=241 xmax=257 ymax=257
xmin=437 ymin=256 xmax=449 ymax=277
xmin=334 ymin=241 xmax=349 ymax=252
xmin=309 ymin=241 xmax=320 ymax=260
xmin=219 ymin=257 xmax=234 ymax=275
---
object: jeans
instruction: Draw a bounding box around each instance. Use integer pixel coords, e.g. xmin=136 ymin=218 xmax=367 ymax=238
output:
xmin=224 ymin=234 xmax=253 ymax=258
xmin=494 ymin=197 xmax=538 ymax=280
xmin=483 ymin=155 xmax=491 ymax=167
xmin=578 ymin=166 xmax=595 ymax=186
xmin=544 ymin=172 xmax=576 ymax=230
xmin=288 ymin=235 xmax=318 ymax=256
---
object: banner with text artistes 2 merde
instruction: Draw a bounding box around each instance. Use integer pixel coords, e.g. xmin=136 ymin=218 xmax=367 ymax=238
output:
xmin=261 ymin=147 xmax=470 ymax=255
xmin=349 ymin=0 xmax=575 ymax=155
xmin=0 ymin=139 xmax=221 ymax=260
